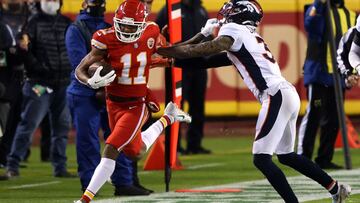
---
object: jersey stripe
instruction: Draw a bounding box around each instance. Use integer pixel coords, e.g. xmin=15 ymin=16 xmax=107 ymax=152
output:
xmin=91 ymin=39 xmax=107 ymax=50
xmin=255 ymin=90 xmax=282 ymax=141
xmin=231 ymin=46 xmax=269 ymax=91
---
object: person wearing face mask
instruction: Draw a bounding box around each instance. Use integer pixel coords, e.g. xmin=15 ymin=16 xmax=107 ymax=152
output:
xmin=2 ymin=0 xmax=75 ymax=179
xmin=297 ymin=0 xmax=357 ymax=169
xmin=0 ymin=0 xmax=28 ymax=168
xmin=65 ymin=0 xmax=150 ymax=195
xmin=156 ymin=0 xmax=211 ymax=155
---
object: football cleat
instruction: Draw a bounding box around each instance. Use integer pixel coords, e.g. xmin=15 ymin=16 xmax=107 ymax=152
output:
xmin=164 ymin=102 xmax=192 ymax=123
xmin=332 ymin=183 xmax=351 ymax=203
xmin=73 ymin=200 xmax=83 ymax=203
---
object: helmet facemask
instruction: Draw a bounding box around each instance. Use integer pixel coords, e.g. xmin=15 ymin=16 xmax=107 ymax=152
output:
xmin=114 ymin=17 xmax=146 ymax=43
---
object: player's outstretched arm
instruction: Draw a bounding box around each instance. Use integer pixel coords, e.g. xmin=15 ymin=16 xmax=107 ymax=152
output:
xmin=75 ymin=47 xmax=107 ymax=85
xmin=173 ymin=18 xmax=219 ymax=47
xmin=157 ymin=36 xmax=234 ymax=59
xmin=174 ymin=33 xmax=207 ymax=46
xmin=174 ymin=52 xmax=232 ymax=69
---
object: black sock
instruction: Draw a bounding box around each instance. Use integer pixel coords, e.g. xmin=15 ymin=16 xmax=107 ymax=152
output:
xmin=329 ymin=181 xmax=339 ymax=195
xmin=277 ymin=152 xmax=336 ymax=192
xmin=253 ymin=154 xmax=298 ymax=203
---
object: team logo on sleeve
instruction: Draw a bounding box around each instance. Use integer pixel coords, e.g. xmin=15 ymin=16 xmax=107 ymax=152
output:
xmin=147 ymin=38 xmax=155 ymax=49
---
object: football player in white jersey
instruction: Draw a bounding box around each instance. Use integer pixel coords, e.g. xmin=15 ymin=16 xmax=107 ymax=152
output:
xmin=349 ymin=15 xmax=360 ymax=82
xmin=157 ymin=0 xmax=351 ymax=202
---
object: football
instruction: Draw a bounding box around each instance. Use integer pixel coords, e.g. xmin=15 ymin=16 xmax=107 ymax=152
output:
xmin=88 ymin=61 xmax=114 ymax=77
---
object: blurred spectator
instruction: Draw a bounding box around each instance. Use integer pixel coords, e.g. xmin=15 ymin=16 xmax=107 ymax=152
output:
xmin=0 ymin=21 xmax=13 ymax=145
xmin=21 ymin=0 xmax=52 ymax=164
xmin=3 ymin=0 xmax=75 ymax=179
xmin=65 ymin=0 xmax=150 ymax=195
xmin=0 ymin=0 xmax=28 ymax=168
xmin=297 ymin=0 xmax=356 ymax=169
xmin=156 ymin=0 xmax=211 ymax=155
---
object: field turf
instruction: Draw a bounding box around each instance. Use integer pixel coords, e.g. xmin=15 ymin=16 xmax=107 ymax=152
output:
xmin=0 ymin=136 xmax=359 ymax=203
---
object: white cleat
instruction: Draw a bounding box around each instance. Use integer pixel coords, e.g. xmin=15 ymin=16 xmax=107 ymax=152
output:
xmin=332 ymin=183 xmax=351 ymax=203
xmin=73 ymin=200 xmax=83 ymax=203
xmin=164 ymin=102 xmax=192 ymax=123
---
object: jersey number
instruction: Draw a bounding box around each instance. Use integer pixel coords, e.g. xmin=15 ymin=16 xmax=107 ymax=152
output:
xmin=256 ymin=36 xmax=276 ymax=63
xmin=118 ymin=52 xmax=147 ymax=85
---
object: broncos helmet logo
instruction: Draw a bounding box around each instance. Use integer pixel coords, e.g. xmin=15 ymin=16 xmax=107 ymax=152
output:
xmin=218 ymin=0 xmax=263 ymax=27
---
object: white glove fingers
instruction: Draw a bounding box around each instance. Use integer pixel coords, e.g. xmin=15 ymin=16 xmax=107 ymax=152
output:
xmin=93 ymin=66 xmax=104 ymax=76
xmin=103 ymin=70 xmax=116 ymax=79
xmin=105 ymin=74 xmax=116 ymax=85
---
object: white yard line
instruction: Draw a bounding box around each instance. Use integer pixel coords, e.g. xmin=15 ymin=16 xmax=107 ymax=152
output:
xmin=138 ymin=163 xmax=225 ymax=175
xmin=186 ymin=163 xmax=225 ymax=170
xmin=8 ymin=181 xmax=61 ymax=189
xmin=95 ymin=168 xmax=360 ymax=203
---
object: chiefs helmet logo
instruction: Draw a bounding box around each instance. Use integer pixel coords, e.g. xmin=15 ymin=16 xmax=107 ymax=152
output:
xmin=147 ymin=38 xmax=155 ymax=49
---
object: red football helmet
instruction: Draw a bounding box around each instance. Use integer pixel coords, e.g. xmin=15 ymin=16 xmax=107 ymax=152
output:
xmin=114 ymin=0 xmax=148 ymax=43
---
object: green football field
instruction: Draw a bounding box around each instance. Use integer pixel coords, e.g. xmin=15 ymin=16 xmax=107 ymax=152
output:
xmin=0 ymin=136 xmax=359 ymax=203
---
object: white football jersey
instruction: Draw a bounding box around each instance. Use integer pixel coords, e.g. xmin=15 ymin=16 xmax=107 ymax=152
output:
xmin=218 ymin=23 xmax=287 ymax=99
xmin=349 ymin=16 xmax=360 ymax=73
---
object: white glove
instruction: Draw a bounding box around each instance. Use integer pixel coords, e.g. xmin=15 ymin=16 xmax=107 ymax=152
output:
xmin=87 ymin=66 xmax=116 ymax=89
xmin=201 ymin=18 xmax=219 ymax=37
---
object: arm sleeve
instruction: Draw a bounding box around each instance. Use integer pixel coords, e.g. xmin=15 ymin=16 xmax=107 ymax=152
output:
xmin=174 ymin=52 xmax=232 ymax=69
xmin=349 ymin=31 xmax=360 ymax=73
xmin=355 ymin=15 xmax=360 ymax=32
xmin=336 ymin=31 xmax=350 ymax=76
xmin=65 ymin=25 xmax=88 ymax=69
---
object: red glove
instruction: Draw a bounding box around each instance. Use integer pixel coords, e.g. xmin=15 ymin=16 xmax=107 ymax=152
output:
xmin=156 ymin=33 xmax=170 ymax=49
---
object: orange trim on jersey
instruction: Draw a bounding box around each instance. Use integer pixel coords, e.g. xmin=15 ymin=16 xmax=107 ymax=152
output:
xmin=91 ymin=39 xmax=107 ymax=50
xmin=255 ymin=95 xmax=271 ymax=140
xmin=117 ymin=104 xmax=149 ymax=151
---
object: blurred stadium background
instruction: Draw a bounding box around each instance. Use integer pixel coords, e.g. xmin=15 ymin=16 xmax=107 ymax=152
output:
xmin=62 ymin=0 xmax=360 ymax=117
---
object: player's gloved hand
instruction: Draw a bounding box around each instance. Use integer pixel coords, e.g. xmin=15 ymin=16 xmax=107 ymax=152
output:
xmin=87 ymin=66 xmax=116 ymax=89
xmin=145 ymin=87 xmax=160 ymax=113
xmin=354 ymin=65 xmax=360 ymax=76
xmin=345 ymin=74 xmax=359 ymax=88
xmin=201 ymin=18 xmax=219 ymax=37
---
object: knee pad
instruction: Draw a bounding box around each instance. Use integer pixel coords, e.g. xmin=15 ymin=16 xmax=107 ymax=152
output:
xmin=253 ymin=154 xmax=272 ymax=170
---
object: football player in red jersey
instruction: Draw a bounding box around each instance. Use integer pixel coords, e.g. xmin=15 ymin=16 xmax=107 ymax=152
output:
xmin=74 ymin=0 xmax=191 ymax=202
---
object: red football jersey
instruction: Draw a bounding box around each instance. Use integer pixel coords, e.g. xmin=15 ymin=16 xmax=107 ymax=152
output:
xmin=91 ymin=22 xmax=160 ymax=97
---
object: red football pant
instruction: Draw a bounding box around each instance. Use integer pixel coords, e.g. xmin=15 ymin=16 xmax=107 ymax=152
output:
xmin=106 ymin=100 xmax=149 ymax=158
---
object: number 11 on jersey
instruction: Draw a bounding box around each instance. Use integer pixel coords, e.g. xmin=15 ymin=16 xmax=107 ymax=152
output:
xmin=118 ymin=52 xmax=147 ymax=85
